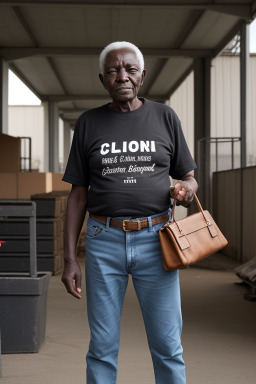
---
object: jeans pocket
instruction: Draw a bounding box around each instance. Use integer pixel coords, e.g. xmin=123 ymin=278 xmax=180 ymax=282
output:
xmin=86 ymin=219 xmax=105 ymax=239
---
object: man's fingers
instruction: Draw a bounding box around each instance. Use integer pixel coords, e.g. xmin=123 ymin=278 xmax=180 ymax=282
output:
xmin=62 ymin=275 xmax=81 ymax=299
xmin=65 ymin=280 xmax=81 ymax=299
xmin=73 ymin=278 xmax=82 ymax=296
xmin=171 ymin=185 xmax=186 ymax=200
xmin=75 ymin=274 xmax=82 ymax=293
xmin=170 ymin=180 xmax=195 ymax=207
xmin=61 ymin=260 xmax=82 ymax=299
xmin=170 ymin=183 xmax=182 ymax=198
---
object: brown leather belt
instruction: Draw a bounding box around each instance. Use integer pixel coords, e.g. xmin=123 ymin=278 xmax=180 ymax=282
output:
xmin=89 ymin=212 xmax=169 ymax=232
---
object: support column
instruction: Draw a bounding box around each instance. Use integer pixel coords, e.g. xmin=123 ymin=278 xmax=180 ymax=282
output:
xmin=0 ymin=59 xmax=8 ymax=134
xmin=194 ymin=57 xmax=211 ymax=209
xmin=48 ymin=101 xmax=59 ymax=172
xmin=63 ymin=121 xmax=71 ymax=170
xmin=43 ymin=101 xmax=49 ymax=172
xmin=240 ymin=22 xmax=250 ymax=168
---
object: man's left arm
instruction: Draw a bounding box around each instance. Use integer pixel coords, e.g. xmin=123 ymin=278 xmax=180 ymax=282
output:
xmin=170 ymin=170 xmax=198 ymax=207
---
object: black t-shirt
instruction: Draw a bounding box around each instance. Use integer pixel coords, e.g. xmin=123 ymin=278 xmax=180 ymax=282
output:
xmin=63 ymin=98 xmax=196 ymax=216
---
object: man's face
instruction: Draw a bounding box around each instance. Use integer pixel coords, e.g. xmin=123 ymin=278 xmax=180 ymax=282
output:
xmin=100 ymin=48 xmax=146 ymax=103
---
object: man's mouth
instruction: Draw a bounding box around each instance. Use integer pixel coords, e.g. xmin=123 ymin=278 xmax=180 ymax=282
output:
xmin=116 ymin=87 xmax=133 ymax=92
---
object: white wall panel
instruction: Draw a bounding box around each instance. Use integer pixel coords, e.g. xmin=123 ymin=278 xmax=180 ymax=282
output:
xmin=168 ymin=71 xmax=194 ymax=157
xmin=170 ymin=55 xmax=255 ymax=171
xmin=167 ymin=72 xmax=194 ymax=220
xmin=8 ymin=106 xmax=45 ymax=172
xmin=211 ymin=55 xmax=256 ymax=167
xmin=248 ymin=56 xmax=256 ymax=166
xmin=211 ymin=55 xmax=240 ymax=137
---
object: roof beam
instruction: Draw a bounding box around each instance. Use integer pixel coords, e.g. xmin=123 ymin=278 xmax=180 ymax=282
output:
xmin=10 ymin=6 xmax=72 ymax=101
xmin=60 ymin=117 xmax=78 ymax=123
xmin=0 ymin=47 xmax=214 ymax=62
xmin=48 ymin=95 xmax=112 ymax=102
xmin=12 ymin=6 xmax=38 ymax=46
xmin=145 ymin=11 xmax=204 ymax=96
xmin=9 ymin=62 xmax=43 ymax=100
xmin=251 ymin=0 xmax=256 ymax=18
xmin=0 ymin=2 xmax=252 ymax=18
xmin=47 ymin=94 xmax=165 ymax=102
xmin=176 ymin=11 xmax=205 ymax=48
xmin=163 ymin=63 xmax=194 ymax=100
xmin=214 ymin=20 xmax=243 ymax=57
xmin=47 ymin=57 xmax=69 ymax=95
xmin=59 ymin=108 xmax=89 ymax=113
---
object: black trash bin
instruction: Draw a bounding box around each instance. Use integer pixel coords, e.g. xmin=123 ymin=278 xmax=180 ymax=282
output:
xmin=0 ymin=201 xmax=51 ymax=353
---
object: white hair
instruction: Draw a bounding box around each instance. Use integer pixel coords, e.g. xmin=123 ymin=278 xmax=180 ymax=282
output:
xmin=99 ymin=41 xmax=144 ymax=75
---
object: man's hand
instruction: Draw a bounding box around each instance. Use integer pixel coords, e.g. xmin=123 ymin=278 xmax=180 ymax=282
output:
xmin=61 ymin=185 xmax=87 ymax=299
xmin=170 ymin=171 xmax=198 ymax=207
xmin=61 ymin=260 xmax=82 ymax=299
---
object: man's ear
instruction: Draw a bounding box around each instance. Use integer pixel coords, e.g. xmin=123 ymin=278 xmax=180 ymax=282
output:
xmin=99 ymin=74 xmax=105 ymax=87
xmin=140 ymin=69 xmax=146 ymax=86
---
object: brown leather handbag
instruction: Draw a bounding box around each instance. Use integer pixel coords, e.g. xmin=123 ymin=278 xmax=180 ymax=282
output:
xmin=159 ymin=194 xmax=228 ymax=270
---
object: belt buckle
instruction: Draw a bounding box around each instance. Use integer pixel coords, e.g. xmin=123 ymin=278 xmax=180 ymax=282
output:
xmin=122 ymin=219 xmax=142 ymax=231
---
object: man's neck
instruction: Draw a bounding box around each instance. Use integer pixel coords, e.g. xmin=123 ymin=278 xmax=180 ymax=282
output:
xmin=109 ymin=98 xmax=143 ymax=112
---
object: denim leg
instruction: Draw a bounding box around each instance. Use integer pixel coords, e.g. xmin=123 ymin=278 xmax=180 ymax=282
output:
xmin=84 ymin=212 xmax=185 ymax=384
xmin=85 ymin=217 xmax=129 ymax=384
xmin=131 ymin=222 xmax=186 ymax=384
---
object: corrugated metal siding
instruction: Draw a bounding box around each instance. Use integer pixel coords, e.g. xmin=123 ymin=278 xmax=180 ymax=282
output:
xmin=211 ymin=56 xmax=241 ymax=171
xmin=213 ymin=166 xmax=256 ymax=262
xmin=168 ymin=55 xmax=256 ymax=169
xmin=167 ymin=72 xmax=194 ymax=220
xmin=211 ymin=56 xmax=240 ymax=137
xmin=213 ymin=169 xmax=242 ymax=261
xmin=8 ymin=106 xmax=45 ymax=172
xmin=248 ymin=56 xmax=256 ymax=166
xmin=241 ymin=167 xmax=256 ymax=262
xmin=168 ymin=71 xmax=194 ymax=157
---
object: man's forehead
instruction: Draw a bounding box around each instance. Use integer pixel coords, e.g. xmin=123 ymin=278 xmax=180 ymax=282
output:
xmin=105 ymin=48 xmax=140 ymax=65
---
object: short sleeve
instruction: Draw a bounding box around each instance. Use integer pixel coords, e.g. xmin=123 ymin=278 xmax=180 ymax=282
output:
xmin=62 ymin=118 xmax=89 ymax=186
xmin=169 ymin=113 xmax=197 ymax=179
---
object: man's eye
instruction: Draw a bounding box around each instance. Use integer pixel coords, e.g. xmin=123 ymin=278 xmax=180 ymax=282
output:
xmin=107 ymin=70 xmax=117 ymax=75
xmin=128 ymin=68 xmax=138 ymax=73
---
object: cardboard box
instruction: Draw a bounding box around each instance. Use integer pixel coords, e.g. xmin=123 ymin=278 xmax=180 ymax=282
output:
xmin=0 ymin=172 xmax=71 ymax=200
xmin=0 ymin=134 xmax=21 ymax=172
xmin=0 ymin=173 xmax=18 ymax=199
xmin=18 ymin=172 xmax=52 ymax=199
xmin=51 ymin=173 xmax=71 ymax=191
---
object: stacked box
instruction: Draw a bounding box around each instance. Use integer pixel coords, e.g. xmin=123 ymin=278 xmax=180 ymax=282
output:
xmin=0 ymin=191 xmax=87 ymax=274
xmin=30 ymin=191 xmax=69 ymax=275
xmin=0 ymin=192 xmax=68 ymax=275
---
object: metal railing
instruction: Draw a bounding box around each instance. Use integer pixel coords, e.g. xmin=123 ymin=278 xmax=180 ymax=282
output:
xmin=198 ymin=136 xmax=241 ymax=172
xmin=197 ymin=136 xmax=241 ymax=212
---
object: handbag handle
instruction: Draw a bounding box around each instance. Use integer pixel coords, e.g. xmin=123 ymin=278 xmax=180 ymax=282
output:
xmin=170 ymin=193 xmax=208 ymax=224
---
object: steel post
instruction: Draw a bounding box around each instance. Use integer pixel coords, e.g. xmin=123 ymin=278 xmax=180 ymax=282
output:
xmin=240 ymin=22 xmax=250 ymax=168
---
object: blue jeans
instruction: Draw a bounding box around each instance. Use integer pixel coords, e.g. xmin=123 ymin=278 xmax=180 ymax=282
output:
xmin=85 ymin=210 xmax=186 ymax=384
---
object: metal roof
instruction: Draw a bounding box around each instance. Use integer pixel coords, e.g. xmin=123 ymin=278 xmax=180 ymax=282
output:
xmin=0 ymin=1 xmax=255 ymax=123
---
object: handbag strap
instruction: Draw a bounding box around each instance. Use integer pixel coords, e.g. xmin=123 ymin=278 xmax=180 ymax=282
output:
xmin=170 ymin=193 xmax=209 ymax=224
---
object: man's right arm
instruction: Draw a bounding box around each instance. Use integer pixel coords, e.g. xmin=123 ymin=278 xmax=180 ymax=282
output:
xmin=61 ymin=185 xmax=88 ymax=299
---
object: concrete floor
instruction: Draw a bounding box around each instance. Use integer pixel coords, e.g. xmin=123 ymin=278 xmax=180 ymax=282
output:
xmin=1 ymin=261 xmax=256 ymax=384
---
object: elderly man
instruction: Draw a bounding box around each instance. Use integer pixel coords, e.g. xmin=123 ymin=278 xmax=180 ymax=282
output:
xmin=62 ymin=41 xmax=198 ymax=384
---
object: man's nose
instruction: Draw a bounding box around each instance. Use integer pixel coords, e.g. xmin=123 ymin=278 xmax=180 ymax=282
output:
xmin=116 ymin=68 xmax=128 ymax=82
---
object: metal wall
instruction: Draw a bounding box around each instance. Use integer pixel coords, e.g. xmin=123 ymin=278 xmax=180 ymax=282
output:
xmin=8 ymin=106 xmax=64 ymax=173
xmin=168 ymin=71 xmax=194 ymax=157
xmin=168 ymin=55 xmax=256 ymax=169
xmin=213 ymin=166 xmax=256 ymax=263
xmin=8 ymin=106 xmax=45 ymax=172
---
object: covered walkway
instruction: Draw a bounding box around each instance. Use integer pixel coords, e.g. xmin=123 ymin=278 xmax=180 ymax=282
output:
xmin=1 ymin=260 xmax=256 ymax=384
